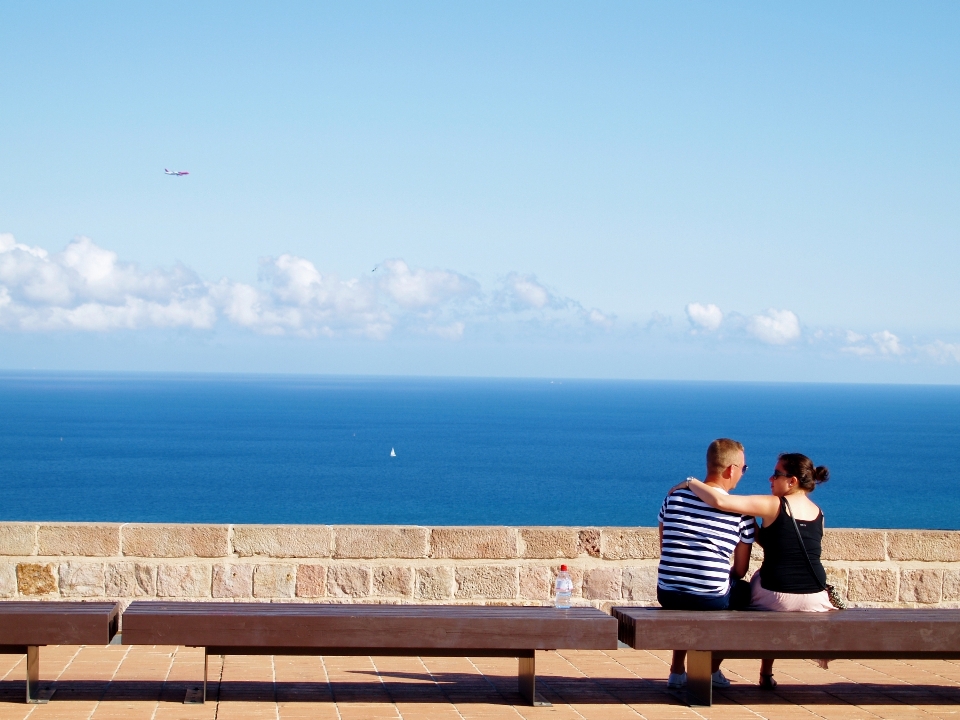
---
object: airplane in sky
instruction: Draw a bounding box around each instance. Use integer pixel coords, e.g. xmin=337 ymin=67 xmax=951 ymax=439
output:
xmin=164 ymin=169 xmax=189 ymax=176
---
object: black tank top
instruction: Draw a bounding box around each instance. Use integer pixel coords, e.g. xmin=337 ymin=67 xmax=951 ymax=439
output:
xmin=757 ymin=496 xmax=827 ymax=594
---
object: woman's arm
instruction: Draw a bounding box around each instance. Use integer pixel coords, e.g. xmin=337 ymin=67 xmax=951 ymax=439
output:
xmin=687 ymin=479 xmax=780 ymax=517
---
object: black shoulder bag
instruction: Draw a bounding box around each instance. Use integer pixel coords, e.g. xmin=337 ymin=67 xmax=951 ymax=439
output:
xmin=782 ymin=498 xmax=846 ymax=609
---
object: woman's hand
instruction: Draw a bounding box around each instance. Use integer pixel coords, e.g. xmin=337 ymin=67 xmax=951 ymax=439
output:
xmin=667 ymin=477 xmax=699 ymax=495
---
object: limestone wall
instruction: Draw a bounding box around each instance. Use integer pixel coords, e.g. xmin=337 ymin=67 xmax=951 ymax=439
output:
xmin=1 ymin=524 xmax=958 ymax=610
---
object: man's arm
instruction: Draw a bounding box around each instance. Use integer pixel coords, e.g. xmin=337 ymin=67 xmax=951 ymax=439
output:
xmin=659 ymin=522 xmax=663 ymax=552
xmin=731 ymin=540 xmax=752 ymax=579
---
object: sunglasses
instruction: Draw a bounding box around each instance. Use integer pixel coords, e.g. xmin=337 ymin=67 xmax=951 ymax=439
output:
xmin=732 ymin=463 xmax=748 ymax=474
xmin=771 ymin=470 xmax=790 ymax=478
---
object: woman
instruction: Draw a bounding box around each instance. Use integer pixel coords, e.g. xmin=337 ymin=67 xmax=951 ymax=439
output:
xmin=680 ymin=453 xmax=833 ymax=689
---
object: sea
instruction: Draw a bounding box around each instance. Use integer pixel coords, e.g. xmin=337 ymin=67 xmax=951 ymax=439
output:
xmin=0 ymin=373 xmax=957 ymax=530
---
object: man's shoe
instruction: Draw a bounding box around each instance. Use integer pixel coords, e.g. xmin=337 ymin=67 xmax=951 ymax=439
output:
xmin=666 ymin=672 xmax=687 ymax=689
xmin=711 ymin=670 xmax=731 ymax=688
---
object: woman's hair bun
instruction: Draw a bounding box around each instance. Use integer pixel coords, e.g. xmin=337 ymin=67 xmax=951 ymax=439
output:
xmin=813 ymin=466 xmax=830 ymax=484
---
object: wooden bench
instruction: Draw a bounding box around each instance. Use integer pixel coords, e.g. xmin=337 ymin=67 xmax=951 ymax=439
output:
xmin=612 ymin=606 xmax=960 ymax=706
xmin=0 ymin=601 xmax=120 ymax=703
xmin=122 ymin=601 xmax=618 ymax=706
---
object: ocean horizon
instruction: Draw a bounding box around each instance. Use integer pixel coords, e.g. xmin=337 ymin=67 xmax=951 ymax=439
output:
xmin=0 ymin=371 xmax=956 ymax=530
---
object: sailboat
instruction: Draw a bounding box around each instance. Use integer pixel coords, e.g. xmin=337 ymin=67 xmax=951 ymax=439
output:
xmin=390 ymin=448 xmax=396 ymax=457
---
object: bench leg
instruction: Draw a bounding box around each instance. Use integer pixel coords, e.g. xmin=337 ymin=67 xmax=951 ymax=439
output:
xmin=517 ymin=652 xmax=552 ymax=707
xmin=686 ymin=650 xmax=712 ymax=707
xmin=25 ymin=646 xmax=53 ymax=704
xmin=184 ymin=649 xmax=207 ymax=704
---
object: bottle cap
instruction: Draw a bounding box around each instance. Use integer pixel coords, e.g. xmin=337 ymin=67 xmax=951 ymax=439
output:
xmin=560 ymin=564 xmax=568 ymax=571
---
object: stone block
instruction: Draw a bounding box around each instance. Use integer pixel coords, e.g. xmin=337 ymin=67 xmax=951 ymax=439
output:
xmin=621 ymin=566 xmax=658 ymax=602
xmin=296 ymin=565 xmax=327 ymax=598
xmin=157 ymin=564 xmax=212 ymax=597
xmin=373 ymin=566 xmax=413 ymax=597
xmin=583 ymin=567 xmax=622 ymax=601
xmin=124 ymin=525 xmax=228 ymax=558
xmin=899 ymin=569 xmax=943 ymax=604
xmin=0 ymin=524 xmax=37 ymax=555
xmin=519 ymin=566 xmax=552 ymax=601
xmin=430 ymin=528 xmax=518 ymax=559
xmin=105 ymin=563 xmax=156 ymax=597
xmin=335 ymin=527 xmax=428 ymax=559
xmin=415 ymin=567 xmax=454 ymax=600
xmin=455 ymin=565 xmax=517 ymax=600
xmin=232 ymin=526 xmax=333 ymax=558
xmin=824 ymin=566 xmax=848 ymax=599
xmin=326 ymin=565 xmax=371 ymax=597
xmin=847 ymin=568 xmax=898 ymax=603
xmin=212 ymin=564 xmax=253 ymax=598
xmin=943 ymin=569 xmax=960 ymax=601
xmin=519 ymin=528 xmax=579 ymax=559
xmin=254 ymin=564 xmax=296 ymax=598
xmin=887 ymin=531 xmax=960 ymax=562
xmin=38 ymin=524 xmax=121 ymax=557
xmin=578 ymin=529 xmax=601 ymax=558
xmin=59 ymin=562 xmax=105 ymax=597
xmin=17 ymin=563 xmax=57 ymax=595
xmin=821 ymin=530 xmax=886 ymax=561
xmin=600 ymin=528 xmax=659 ymax=560
xmin=0 ymin=565 xmax=16 ymax=597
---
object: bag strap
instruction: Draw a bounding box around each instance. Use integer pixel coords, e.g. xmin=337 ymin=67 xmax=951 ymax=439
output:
xmin=782 ymin=496 xmax=828 ymax=592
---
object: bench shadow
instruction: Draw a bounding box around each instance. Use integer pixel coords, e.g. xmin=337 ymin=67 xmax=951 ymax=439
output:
xmin=0 ymin=677 xmax=956 ymax=706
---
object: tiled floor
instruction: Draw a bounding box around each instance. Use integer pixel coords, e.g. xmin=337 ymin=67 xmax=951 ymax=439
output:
xmin=0 ymin=646 xmax=956 ymax=719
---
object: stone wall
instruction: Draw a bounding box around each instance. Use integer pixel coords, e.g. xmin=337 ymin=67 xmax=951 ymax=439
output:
xmin=1 ymin=524 xmax=959 ymax=612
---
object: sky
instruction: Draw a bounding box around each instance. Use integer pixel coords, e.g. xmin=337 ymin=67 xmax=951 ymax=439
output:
xmin=1 ymin=2 xmax=959 ymax=382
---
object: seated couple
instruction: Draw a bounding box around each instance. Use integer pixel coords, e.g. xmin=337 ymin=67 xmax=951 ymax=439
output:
xmin=658 ymin=438 xmax=833 ymax=690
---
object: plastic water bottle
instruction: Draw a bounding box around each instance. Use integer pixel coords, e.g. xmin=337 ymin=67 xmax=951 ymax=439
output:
xmin=554 ymin=565 xmax=573 ymax=609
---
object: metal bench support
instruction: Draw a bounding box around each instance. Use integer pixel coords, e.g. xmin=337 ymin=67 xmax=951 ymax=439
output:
xmin=517 ymin=651 xmax=551 ymax=707
xmin=686 ymin=650 xmax=712 ymax=707
xmin=26 ymin=646 xmax=54 ymax=704
xmin=184 ymin=650 xmax=207 ymax=704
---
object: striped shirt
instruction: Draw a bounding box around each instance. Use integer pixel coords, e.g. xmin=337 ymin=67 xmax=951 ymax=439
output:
xmin=658 ymin=487 xmax=755 ymax=595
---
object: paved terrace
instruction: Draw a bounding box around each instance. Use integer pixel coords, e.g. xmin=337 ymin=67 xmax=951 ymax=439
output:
xmin=0 ymin=646 xmax=957 ymax=720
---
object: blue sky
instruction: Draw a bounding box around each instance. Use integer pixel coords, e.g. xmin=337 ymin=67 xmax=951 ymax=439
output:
xmin=1 ymin=2 xmax=959 ymax=381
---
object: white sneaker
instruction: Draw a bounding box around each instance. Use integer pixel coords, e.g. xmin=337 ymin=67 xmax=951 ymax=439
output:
xmin=667 ymin=672 xmax=687 ymax=689
xmin=712 ymin=670 xmax=731 ymax=688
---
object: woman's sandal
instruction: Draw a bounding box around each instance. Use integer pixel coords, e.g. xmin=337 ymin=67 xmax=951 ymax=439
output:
xmin=759 ymin=673 xmax=777 ymax=690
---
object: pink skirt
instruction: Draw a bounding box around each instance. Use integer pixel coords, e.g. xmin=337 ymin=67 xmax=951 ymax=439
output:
xmin=748 ymin=572 xmax=835 ymax=612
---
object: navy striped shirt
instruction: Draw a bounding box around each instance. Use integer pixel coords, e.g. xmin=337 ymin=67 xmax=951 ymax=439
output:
xmin=658 ymin=487 xmax=755 ymax=595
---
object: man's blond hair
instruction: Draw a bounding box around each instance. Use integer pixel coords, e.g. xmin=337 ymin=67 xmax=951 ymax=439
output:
xmin=706 ymin=438 xmax=744 ymax=475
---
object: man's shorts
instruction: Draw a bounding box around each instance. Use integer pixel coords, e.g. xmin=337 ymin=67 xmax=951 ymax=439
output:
xmin=657 ymin=577 xmax=751 ymax=611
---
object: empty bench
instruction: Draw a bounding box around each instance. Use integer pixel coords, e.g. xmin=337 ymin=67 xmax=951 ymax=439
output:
xmin=122 ymin=601 xmax=618 ymax=706
xmin=612 ymin=607 xmax=960 ymax=706
xmin=0 ymin=601 xmax=120 ymax=703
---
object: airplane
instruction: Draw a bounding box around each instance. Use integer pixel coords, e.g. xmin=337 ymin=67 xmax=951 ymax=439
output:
xmin=164 ymin=169 xmax=189 ymax=176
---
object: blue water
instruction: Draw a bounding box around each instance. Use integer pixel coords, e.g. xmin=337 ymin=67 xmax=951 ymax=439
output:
xmin=0 ymin=373 xmax=957 ymax=529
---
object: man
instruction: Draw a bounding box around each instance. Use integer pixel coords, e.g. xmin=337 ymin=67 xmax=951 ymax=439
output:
xmin=657 ymin=438 xmax=755 ymax=689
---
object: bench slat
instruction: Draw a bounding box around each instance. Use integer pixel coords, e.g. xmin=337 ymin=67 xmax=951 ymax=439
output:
xmin=0 ymin=602 xmax=120 ymax=646
xmin=123 ymin=602 xmax=617 ymax=650
xmin=612 ymin=607 xmax=960 ymax=655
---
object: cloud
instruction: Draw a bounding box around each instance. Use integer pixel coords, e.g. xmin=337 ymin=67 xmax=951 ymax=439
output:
xmin=0 ymin=233 xmax=608 ymax=340
xmin=685 ymin=302 xmax=723 ymax=332
xmin=923 ymin=340 xmax=960 ymax=364
xmin=841 ymin=329 xmax=905 ymax=357
xmin=746 ymin=308 xmax=801 ymax=345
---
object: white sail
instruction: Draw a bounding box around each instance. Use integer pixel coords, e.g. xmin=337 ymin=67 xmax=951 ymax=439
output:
xmin=390 ymin=448 xmax=396 ymax=457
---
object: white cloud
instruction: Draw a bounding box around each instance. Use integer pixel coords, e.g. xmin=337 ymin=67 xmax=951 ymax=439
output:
xmin=746 ymin=308 xmax=801 ymax=345
xmin=685 ymin=302 xmax=723 ymax=332
xmin=498 ymin=273 xmax=556 ymax=311
xmin=923 ymin=340 xmax=960 ymax=364
xmin=872 ymin=330 xmax=904 ymax=355
xmin=0 ymin=233 xmax=608 ymax=340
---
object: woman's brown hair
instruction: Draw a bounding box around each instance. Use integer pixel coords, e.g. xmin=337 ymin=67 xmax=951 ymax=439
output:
xmin=779 ymin=452 xmax=829 ymax=492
